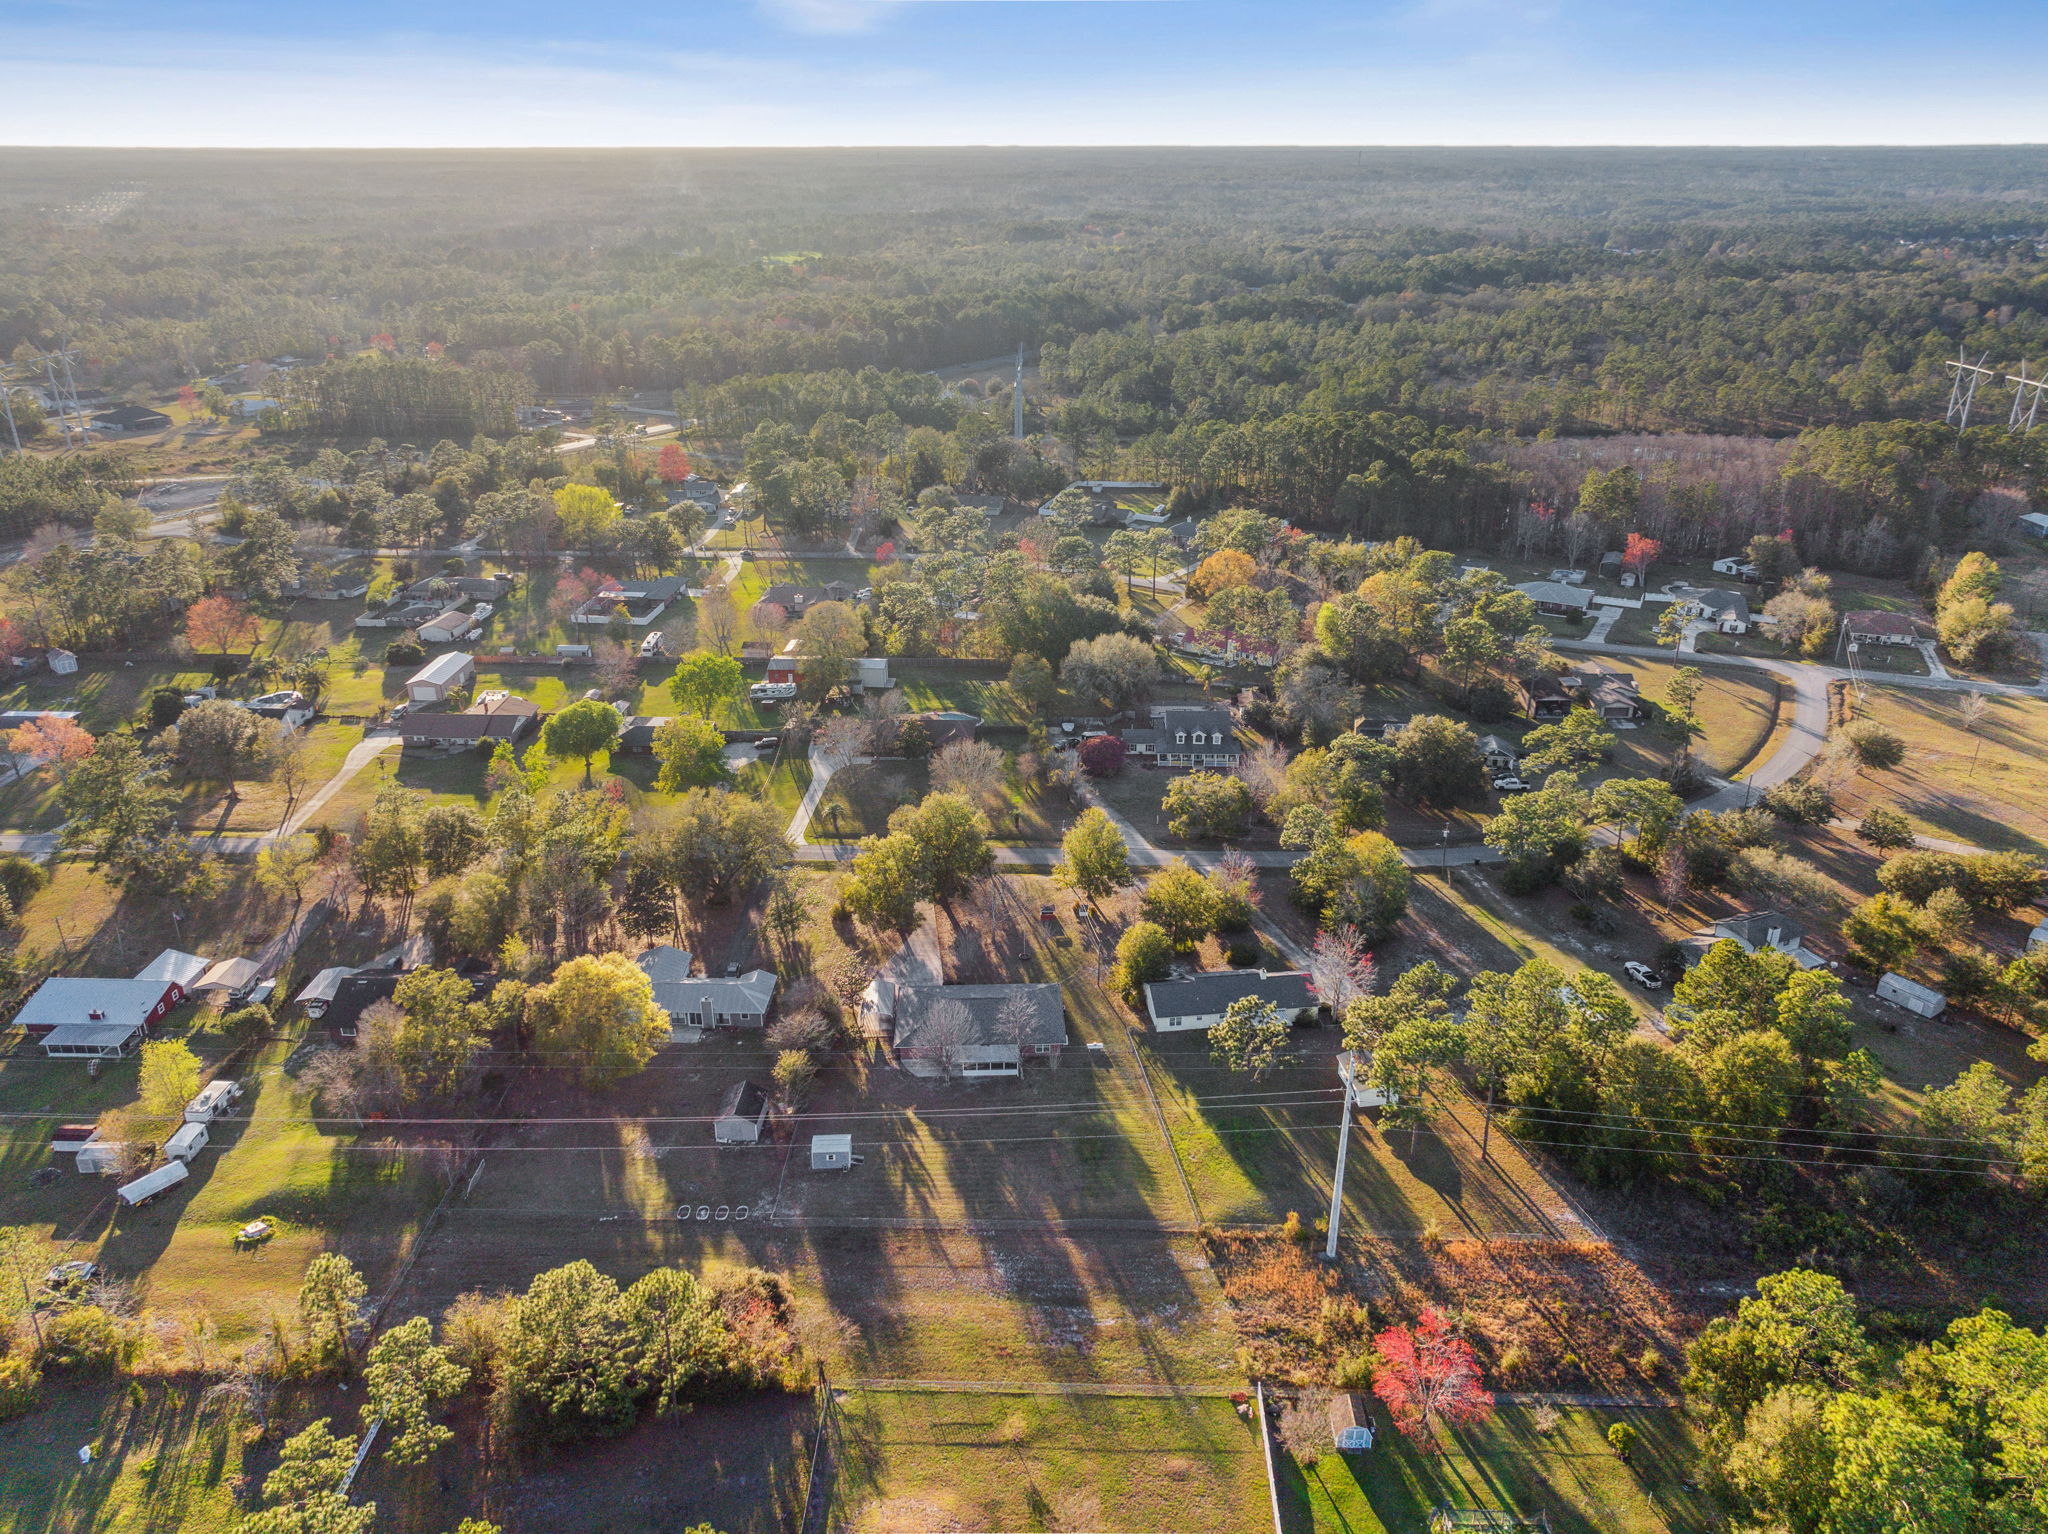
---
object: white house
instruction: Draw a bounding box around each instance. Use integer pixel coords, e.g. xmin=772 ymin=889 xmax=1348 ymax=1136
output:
xmin=1712 ymin=556 xmax=1761 ymax=580
xmin=636 ymin=946 xmax=778 ymax=1036
xmin=714 ymin=1080 xmax=771 ymax=1145
xmin=1684 ymin=588 xmax=1752 ymax=634
xmin=1477 ymin=734 xmax=1519 ymax=773
xmin=1119 ymin=705 xmax=1243 ymax=770
xmin=406 ymin=651 xmax=475 ymax=704
xmin=418 ymin=610 xmax=473 ymax=645
xmin=1841 ymin=610 xmax=1918 ymax=647
xmin=1143 ymin=969 xmax=1316 ymax=1033
xmin=1710 ymin=913 xmax=1824 ymax=969
xmin=1515 ymin=580 xmax=1594 ymax=616
xmin=1876 ymin=972 xmax=1946 ymax=1018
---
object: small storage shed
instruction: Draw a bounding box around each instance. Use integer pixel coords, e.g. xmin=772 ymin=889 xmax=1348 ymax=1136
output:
xmin=77 ymin=1141 xmax=128 ymax=1175
xmin=406 ymin=651 xmax=475 ymax=703
xmin=810 ymin=1134 xmax=854 ymax=1170
xmin=117 ymin=1160 xmax=189 ymax=1207
xmin=184 ymin=1080 xmax=240 ymax=1123
xmin=164 ymin=1121 xmax=209 ymax=1162
xmin=49 ymin=1124 xmax=99 ymax=1156
xmin=48 ymin=648 xmax=78 ymax=676
xmin=714 ymin=1080 xmax=770 ymax=1145
xmin=1876 ymin=972 xmax=1947 ymax=1018
xmin=1329 ymin=1392 xmax=1375 ymax=1449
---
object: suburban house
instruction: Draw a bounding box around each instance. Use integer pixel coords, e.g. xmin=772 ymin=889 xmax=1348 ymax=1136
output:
xmin=1683 ymin=588 xmax=1752 ymax=634
xmin=1166 ymin=517 xmax=1202 ymax=548
xmin=758 ymin=582 xmax=859 ymax=616
xmin=2017 ymin=511 xmax=2048 ymax=540
xmin=871 ymin=982 xmax=1068 ymax=1077
xmin=1704 ymin=912 xmax=1824 ymax=969
xmin=1328 ymin=1393 xmax=1376 ymax=1450
xmin=1712 ymin=555 xmax=1762 ymax=580
xmin=18 ymin=977 xmax=185 ymax=1058
xmin=954 ymin=494 xmax=1008 ymax=518
xmin=910 ymin=711 xmax=982 ymax=749
xmin=570 ymin=575 xmax=686 ymax=628
xmin=1515 ymin=673 xmax=1576 ymax=720
xmin=1515 ymin=580 xmax=1594 ymax=617
xmin=1477 ymin=734 xmax=1520 ymax=773
xmin=1119 ymin=705 xmax=1243 ymax=770
xmin=399 ymin=692 xmax=540 ymax=750
xmin=418 ymin=610 xmax=477 ymax=645
xmin=406 ymin=652 xmax=475 ymax=704
xmin=636 ymin=946 xmax=778 ymax=1036
xmin=616 ymin=716 xmax=670 ymax=754
xmin=134 ymin=949 xmax=210 ymax=1004
xmin=1572 ymin=664 xmax=1645 ymax=721
xmin=765 ymin=643 xmax=892 ymax=693
xmin=714 ymin=1081 xmax=771 ymax=1145
xmin=90 ymin=404 xmax=172 ymax=435
xmin=318 ymin=974 xmax=403 ymax=1041
xmin=1841 ymin=609 xmax=1918 ymax=647
xmin=1176 ymin=628 xmax=1282 ymax=669
xmin=1143 ymin=969 xmax=1316 ymax=1033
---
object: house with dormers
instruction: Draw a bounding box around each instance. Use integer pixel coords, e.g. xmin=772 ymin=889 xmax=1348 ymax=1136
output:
xmin=1118 ymin=705 xmax=1243 ymax=770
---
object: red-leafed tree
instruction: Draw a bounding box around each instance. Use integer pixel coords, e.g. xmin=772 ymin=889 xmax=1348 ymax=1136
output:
xmin=1372 ymin=1308 xmax=1495 ymax=1448
xmin=424 ymin=340 xmax=444 ymax=358
xmin=10 ymin=716 xmax=95 ymax=773
xmin=185 ymin=594 xmax=259 ymax=661
xmin=1621 ymin=532 xmax=1662 ymax=579
xmin=1077 ymin=734 xmax=1128 ymax=778
xmin=370 ymin=332 xmax=396 ymax=352
xmin=874 ymin=540 xmax=897 ymax=565
xmin=177 ymin=385 xmax=199 ymax=412
xmin=0 ymin=618 xmax=27 ymax=667
xmin=656 ymin=443 xmax=691 ymax=484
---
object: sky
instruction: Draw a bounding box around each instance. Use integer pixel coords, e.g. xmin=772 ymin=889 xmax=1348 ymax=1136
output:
xmin=4 ymin=0 xmax=2047 ymax=148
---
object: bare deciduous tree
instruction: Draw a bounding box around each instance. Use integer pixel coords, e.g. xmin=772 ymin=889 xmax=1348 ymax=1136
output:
xmin=931 ymin=739 xmax=1008 ymax=811
xmin=1307 ymin=925 xmax=1377 ymax=1015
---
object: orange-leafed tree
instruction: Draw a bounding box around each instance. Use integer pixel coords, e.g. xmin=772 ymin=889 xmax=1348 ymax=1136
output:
xmin=185 ymin=594 xmax=259 ymax=661
xmin=1188 ymin=549 xmax=1257 ymax=600
xmin=10 ymin=716 xmax=94 ymax=773
xmin=1371 ymin=1308 xmax=1495 ymax=1449
xmin=1621 ymin=532 xmax=1663 ymax=580
xmin=656 ymin=443 xmax=692 ymax=484
xmin=0 ymin=618 xmax=26 ymax=667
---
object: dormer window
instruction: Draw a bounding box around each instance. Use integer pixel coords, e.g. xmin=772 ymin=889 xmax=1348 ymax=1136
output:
xmin=1175 ymin=731 xmax=1187 ymax=744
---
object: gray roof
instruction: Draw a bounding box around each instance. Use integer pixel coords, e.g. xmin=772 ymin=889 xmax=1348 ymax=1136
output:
xmin=638 ymin=946 xmax=777 ymax=1017
xmin=1145 ymin=969 xmax=1316 ymax=1022
xmin=1715 ymin=912 xmax=1806 ymax=952
xmin=295 ymin=966 xmax=357 ymax=1005
xmin=1516 ymin=580 xmax=1594 ymax=610
xmin=41 ymin=1021 xmax=147 ymax=1050
xmin=1691 ymin=588 xmax=1751 ymax=622
xmin=14 ymin=977 xmax=172 ymax=1033
xmin=891 ymin=984 xmax=1065 ymax=1052
xmin=719 ymin=1080 xmax=770 ymax=1122
xmin=136 ymin=949 xmax=211 ymax=987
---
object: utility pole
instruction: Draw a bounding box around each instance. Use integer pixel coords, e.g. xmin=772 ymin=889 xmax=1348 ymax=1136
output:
xmin=1011 ymin=343 xmax=1026 ymax=440
xmin=1324 ymin=1052 xmax=1360 ymax=1260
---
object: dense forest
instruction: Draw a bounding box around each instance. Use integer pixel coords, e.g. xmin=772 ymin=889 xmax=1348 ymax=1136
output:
xmin=3 ymin=148 xmax=2047 ymax=564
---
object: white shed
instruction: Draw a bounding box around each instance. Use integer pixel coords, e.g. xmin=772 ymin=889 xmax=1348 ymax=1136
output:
xmin=164 ymin=1121 xmax=210 ymax=1162
xmin=184 ymin=1079 xmax=241 ymax=1123
xmin=406 ymin=651 xmax=475 ymax=703
xmin=1876 ymin=972 xmax=1946 ymax=1018
xmin=116 ymin=1160 xmax=189 ymax=1207
xmin=810 ymin=1134 xmax=854 ymax=1170
xmin=77 ymin=1141 xmax=128 ymax=1175
xmin=48 ymin=648 xmax=78 ymax=676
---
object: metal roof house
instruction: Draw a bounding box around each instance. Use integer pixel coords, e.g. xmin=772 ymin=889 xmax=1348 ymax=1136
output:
xmin=636 ymin=946 xmax=778 ymax=1037
xmin=135 ymin=948 xmax=211 ymax=1000
xmin=18 ymin=977 xmax=184 ymax=1057
xmin=880 ymin=983 xmax=1067 ymax=1077
xmin=715 ymin=1081 xmax=771 ymax=1145
xmin=406 ymin=651 xmax=475 ymax=704
xmin=1144 ymin=969 xmax=1317 ymax=1033
xmin=295 ymin=966 xmax=358 ymax=1016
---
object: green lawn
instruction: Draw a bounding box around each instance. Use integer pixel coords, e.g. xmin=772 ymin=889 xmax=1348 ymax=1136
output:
xmin=0 ymin=1378 xmax=247 ymax=1534
xmin=1830 ymin=688 xmax=2048 ymax=856
xmin=828 ymin=1389 xmax=1266 ymax=1534
xmin=1288 ymin=1405 xmax=1715 ymax=1534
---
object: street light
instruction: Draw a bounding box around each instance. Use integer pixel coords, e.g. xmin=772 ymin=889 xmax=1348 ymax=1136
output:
xmin=1440 ymin=823 xmax=1450 ymax=877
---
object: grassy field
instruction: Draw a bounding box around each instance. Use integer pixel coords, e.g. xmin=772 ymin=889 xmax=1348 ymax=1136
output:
xmin=1592 ymin=655 xmax=1781 ymax=778
xmin=827 ymin=1388 xmax=1266 ymax=1534
xmin=0 ymin=1377 xmax=248 ymax=1534
xmin=1830 ymin=688 xmax=2048 ymax=855
xmin=1285 ymin=1404 xmax=1716 ymax=1534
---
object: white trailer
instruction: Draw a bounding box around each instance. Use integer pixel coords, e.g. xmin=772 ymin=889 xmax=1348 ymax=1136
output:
xmin=116 ymin=1160 xmax=189 ymax=1207
xmin=1876 ymin=972 xmax=1947 ymax=1018
xmin=163 ymin=1122 xmax=210 ymax=1162
xmin=76 ymin=1141 xmax=129 ymax=1175
xmin=184 ymin=1079 xmax=241 ymax=1123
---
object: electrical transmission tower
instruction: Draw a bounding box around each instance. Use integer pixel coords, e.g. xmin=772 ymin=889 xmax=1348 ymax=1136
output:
xmin=4 ymin=347 xmax=90 ymax=451
xmin=2009 ymin=361 xmax=2048 ymax=435
xmin=1945 ymin=348 xmax=1996 ymax=431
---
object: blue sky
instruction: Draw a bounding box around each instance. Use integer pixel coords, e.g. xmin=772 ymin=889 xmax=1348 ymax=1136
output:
xmin=5 ymin=0 xmax=2046 ymax=146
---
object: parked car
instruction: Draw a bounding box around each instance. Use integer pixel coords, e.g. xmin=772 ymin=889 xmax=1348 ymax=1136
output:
xmin=1038 ymin=903 xmax=1058 ymax=922
xmin=754 ymin=736 xmax=780 ymax=752
xmin=1492 ymin=775 xmax=1530 ymax=793
xmin=1622 ymin=961 xmax=1662 ymax=990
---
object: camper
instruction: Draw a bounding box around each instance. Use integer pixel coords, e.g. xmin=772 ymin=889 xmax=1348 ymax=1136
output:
xmin=184 ymin=1079 xmax=242 ymax=1123
xmin=810 ymin=1134 xmax=854 ymax=1170
xmin=164 ymin=1121 xmax=210 ymax=1162
xmin=116 ymin=1160 xmax=189 ymax=1207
